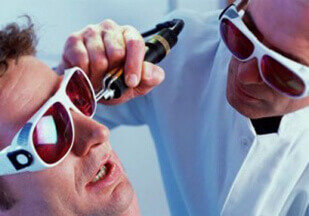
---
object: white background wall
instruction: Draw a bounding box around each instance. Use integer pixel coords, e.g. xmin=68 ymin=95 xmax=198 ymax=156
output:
xmin=0 ymin=1 xmax=226 ymax=215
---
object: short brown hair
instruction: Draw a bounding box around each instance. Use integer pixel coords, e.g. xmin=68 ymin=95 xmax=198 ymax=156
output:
xmin=0 ymin=15 xmax=37 ymax=76
xmin=0 ymin=16 xmax=38 ymax=211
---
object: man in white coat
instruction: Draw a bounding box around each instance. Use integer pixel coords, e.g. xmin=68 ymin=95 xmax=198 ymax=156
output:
xmin=59 ymin=0 xmax=309 ymax=215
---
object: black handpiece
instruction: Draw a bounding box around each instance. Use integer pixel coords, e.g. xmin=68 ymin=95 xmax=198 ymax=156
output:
xmin=96 ymin=19 xmax=185 ymax=101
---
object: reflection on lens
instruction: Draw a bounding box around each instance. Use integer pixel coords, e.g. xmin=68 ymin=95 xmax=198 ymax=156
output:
xmin=261 ymin=55 xmax=305 ymax=96
xmin=33 ymin=102 xmax=73 ymax=164
xmin=220 ymin=18 xmax=254 ymax=59
xmin=66 ymin=70 xmax=95 ymax=116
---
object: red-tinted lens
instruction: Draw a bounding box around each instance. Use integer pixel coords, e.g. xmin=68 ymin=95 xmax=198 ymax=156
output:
xmin=261 ymin=55 xmax=305 ymax=96
xmin=220 ymin=18 xmax=254 ymax=59
xmin=33 ymin=102 xmax=73 ymax=164
xmin=66 ymin=70 xmax=95 ymax=116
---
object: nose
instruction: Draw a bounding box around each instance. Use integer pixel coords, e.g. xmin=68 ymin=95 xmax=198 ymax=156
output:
xmin=70 ymin=111 xmax=110 ymax=157
xmin=236 ymin=57 xmax=264 ymax=85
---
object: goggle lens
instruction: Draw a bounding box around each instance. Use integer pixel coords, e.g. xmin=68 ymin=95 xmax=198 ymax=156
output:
xmin=261 ymin=55 xmax=305 ymax=96
xmin=33 ymin=102 xmax=73 ymax=164
xmin=66 ymin=69 xmax=95 ymax=117
xmin=220 ymin=18 xmax=254 ymax=60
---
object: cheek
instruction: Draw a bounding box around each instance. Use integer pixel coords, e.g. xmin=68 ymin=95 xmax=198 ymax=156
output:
xmin=227 ymin=57 xmax=240 ymax=84
xmin=263 ymin=90 xmax=309 ymax=115
xmin=4 ymin=166 xmax=77 ymax=214
xmin=34 ymin=166 xmax=75 ymax=194
xmin=28 ymin=159 xmax=78 ymax=202
xmin=228 ymin=58 xmax=239 ymax=75
xmin=226 ymin=59 xmax=238 ymax=97
xmin=280 ymin=97 xmax=309 ymax=114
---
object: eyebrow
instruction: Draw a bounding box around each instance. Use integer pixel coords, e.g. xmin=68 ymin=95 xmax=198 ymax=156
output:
xmin=244 ymin=9 xmax=305 ymax=64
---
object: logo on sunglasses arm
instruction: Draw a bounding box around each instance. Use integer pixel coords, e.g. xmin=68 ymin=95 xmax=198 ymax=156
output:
xmin=7 ymin=150 xmax=33 ymax=170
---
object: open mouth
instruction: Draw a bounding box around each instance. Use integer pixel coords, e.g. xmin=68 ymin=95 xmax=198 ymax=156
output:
xmin=86 ymin=157 xmax=122 ymax=191
xmin=91 ymin=162 xmax=113 ymax=183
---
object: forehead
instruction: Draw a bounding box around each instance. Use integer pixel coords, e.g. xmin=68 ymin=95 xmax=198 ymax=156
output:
xmin=248 ymin=0 xmax=309 ymax=64
xmin=0 ymin=56 xmax=60 ymax=146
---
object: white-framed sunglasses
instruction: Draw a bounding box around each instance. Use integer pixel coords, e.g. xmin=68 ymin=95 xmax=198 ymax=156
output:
xmin=0 ymin=67 xmax=97 ymax=176
xmin=219 ymin=0 xmax=309 ymax=98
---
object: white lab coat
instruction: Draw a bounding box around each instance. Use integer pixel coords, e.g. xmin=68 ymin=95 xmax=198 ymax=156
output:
xmin=95 ymin=10 xmax=309 ymax=216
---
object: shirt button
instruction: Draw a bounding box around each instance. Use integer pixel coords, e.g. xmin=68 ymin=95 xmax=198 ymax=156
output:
xmin=240 ymin=138 xmax=251 ymax=151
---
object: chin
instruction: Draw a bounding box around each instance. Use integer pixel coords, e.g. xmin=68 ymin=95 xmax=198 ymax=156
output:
xmin=233 ymin=105 xmax=265 ymax=119
xmin=226 ymin=92 xmax=269 ymax=119
xmin=112 ymin=179 xmax=135 ymax=213
xmin=86 ymin=176 xmax=135 ymax=216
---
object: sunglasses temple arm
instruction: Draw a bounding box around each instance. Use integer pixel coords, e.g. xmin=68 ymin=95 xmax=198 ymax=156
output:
xmin=95 ymin=19 xmax=185 ymax=101
xmin=0 ymin=148 xmax=17 ymax=176
xmin=233 ymin=0 xmax=248 ymax=10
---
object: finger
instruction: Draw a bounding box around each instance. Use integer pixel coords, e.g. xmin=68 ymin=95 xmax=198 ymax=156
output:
xmin=62 ymin=33 xmax=89 ymax=73
xmin=101 ymin=20 xmax=126 ymax=69
xmin=103 ymin=30 xmax=125 ymax=69
xmin=83 ymin=25 xmax=109 ymax=90
xmin=98 ymin=63 xmax=164 ymax=106
xmin=134 ymin=62 xmax=165 ymax=96
xmin=122 ymin=25 xmax=145 ymax=88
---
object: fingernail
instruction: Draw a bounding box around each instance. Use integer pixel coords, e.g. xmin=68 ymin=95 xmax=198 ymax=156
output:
xmin=126 ymin=74 xmax=138 ymax=87
xmin=144 ymin=67 xmax=151 ymax=79
xmin=154 ymin=69 xmax=165 ymax=80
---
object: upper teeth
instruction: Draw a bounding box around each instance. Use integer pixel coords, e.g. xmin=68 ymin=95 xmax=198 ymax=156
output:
xmin=92 ymin=165 xmax=107 ymax=183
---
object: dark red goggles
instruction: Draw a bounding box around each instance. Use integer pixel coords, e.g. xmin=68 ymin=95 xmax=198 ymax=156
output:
xmin=219 ymin=3 xmax=309 ymax=98
xmin=33 ymin=67 xmax=97 ymax=165
xmin=0 ymin=67 xmax=97 ymax=176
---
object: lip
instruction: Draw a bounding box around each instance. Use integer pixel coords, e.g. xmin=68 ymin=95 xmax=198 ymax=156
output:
xmin=86 ymin=154 xmax=123 ymax=191
xmin=235 ymin=83 xmax=261 ymax=102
